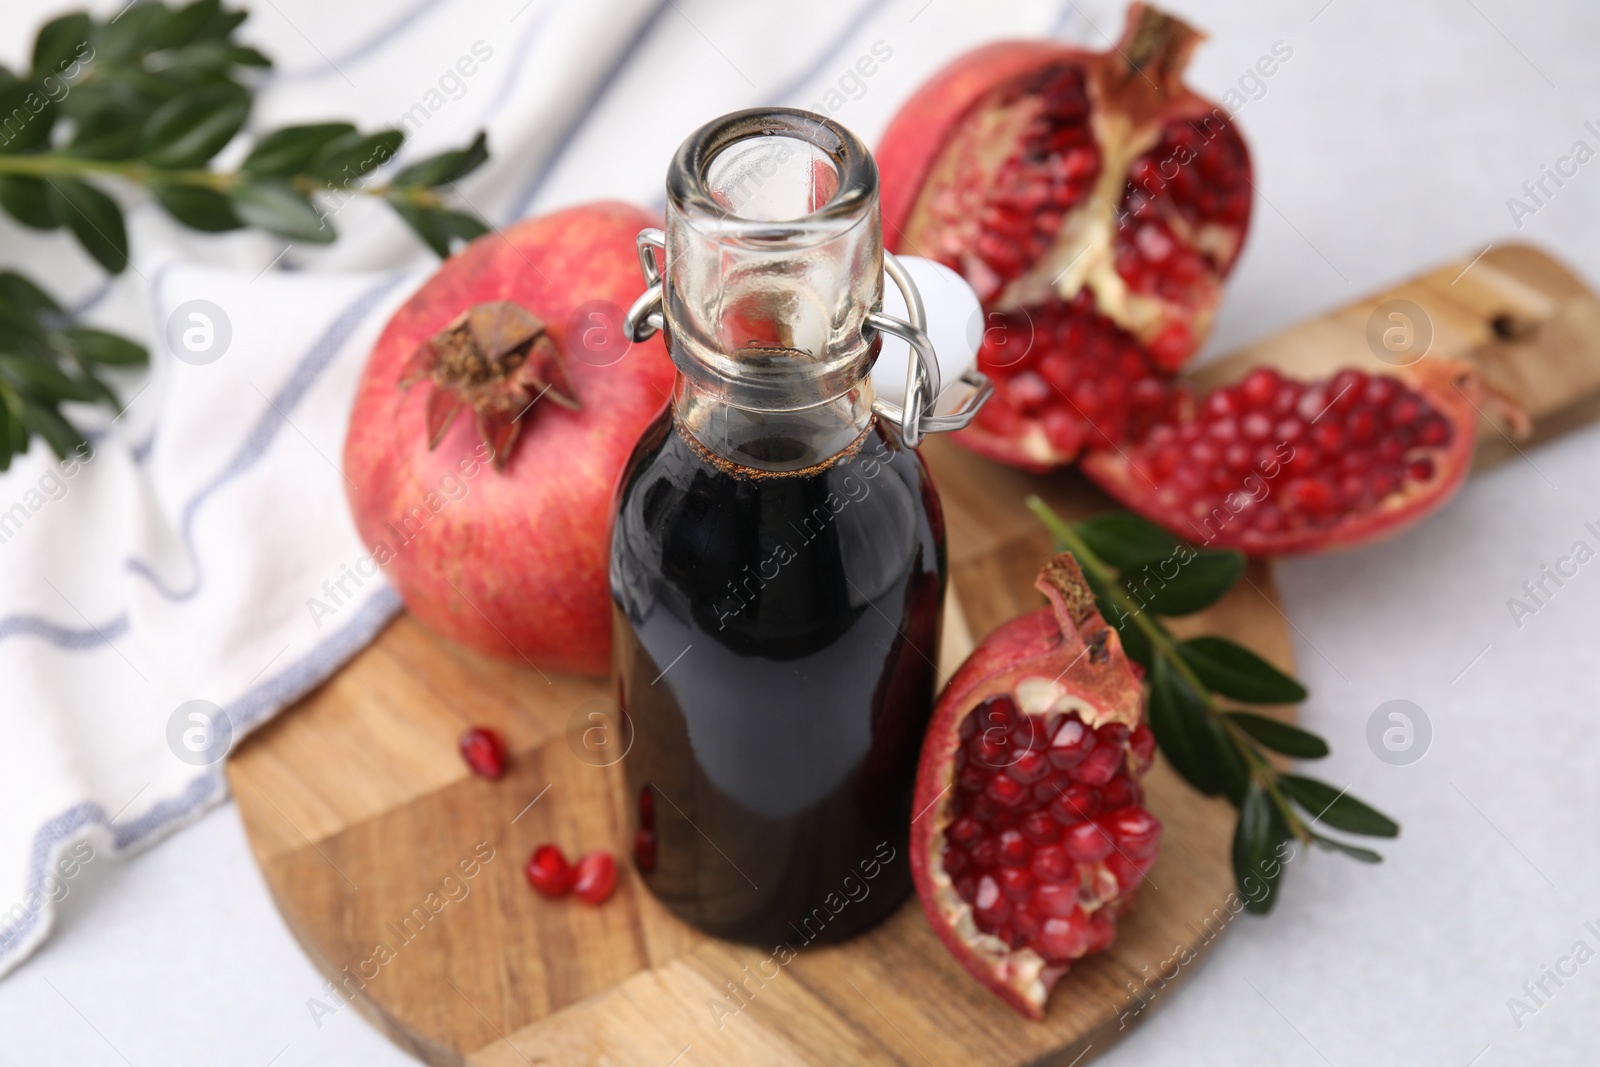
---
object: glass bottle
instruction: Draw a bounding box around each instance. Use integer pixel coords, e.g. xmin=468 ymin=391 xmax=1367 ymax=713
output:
xmin=609 ymin=108 xmax=986 ymax=946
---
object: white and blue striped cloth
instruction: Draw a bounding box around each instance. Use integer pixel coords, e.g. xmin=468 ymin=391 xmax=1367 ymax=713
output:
xmin=0 ymin=0 xmax=1081 ymax=980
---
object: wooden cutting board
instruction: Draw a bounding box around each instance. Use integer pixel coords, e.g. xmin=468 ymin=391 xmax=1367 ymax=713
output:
xmin=227 ymin=243 xmax=1600 ymax=1066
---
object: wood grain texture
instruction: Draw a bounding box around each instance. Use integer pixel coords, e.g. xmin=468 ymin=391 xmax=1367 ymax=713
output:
xmin=227 ymin=244 xmax=1600 ymax=1067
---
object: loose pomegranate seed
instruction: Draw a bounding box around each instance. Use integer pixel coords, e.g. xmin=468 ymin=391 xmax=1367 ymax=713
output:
xmin=572 ymin=850 xmax=617 ymax=905
xmin=633 ymin=829 xmax=658 ymax=873
xmin=458 ymin=726 xmax=507 ymax=779
xmin=525 ymin=844 xmax=572 ymax=898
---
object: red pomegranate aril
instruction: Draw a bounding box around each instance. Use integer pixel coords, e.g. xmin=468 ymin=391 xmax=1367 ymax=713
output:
xmin=948 ymin=815 xmax=984 ymax=848
xmin=975 ymin=875 xmax=1013 ymax=926
xmin=1036 ymin=912 xmax=1091 ymax=962
xmin=1107 ymin=852 xmax=1153 ymax=892
xmin=943 ymin=844 xmax=971 ymax=878
xmin=1070 ymin=743 xmax=1124 ymax=786
xmin=572 ymin=851 xmax=617 ymax=905
xmin=997 ymin=829 xmax=1034 ymax=868
xmin=1049 ymin=784 xmax=1100 ymax=825
xmin=1048 ymin=717 xmax=1096 ymax=766
xmin=1108 ymin=807 xmax=1164 ymax=858
xmin=987 ymin=773 xmax=1031 ymax=808
xmin=1129 ymin=724 xmax=1155 ymax=766
xmin=1032 ymin=881 xmax=1081 ymax=919
xmin=998 ymin=866 xmax=1036 ymax=902
xmin=458 ymin=727 xmax=507 ymax=779
xmin=633 ymin=829 xmax=658 ymax=873
xmin=1099 ymin=774 xmax=1138 ymax=811
xmin=1030 ymin=844 xmax=1075 ymax=883
xmin=525 ymin=844 xmax=573 ymax=898
xmin=970 ymin=837 xmax=999 ymax=870
xmin=1006 ymin=748 xmax=1051 ymax=783
xmin=1063 ymin=821 xmax=1115 ymax=863
xmin=1021 ymin=809 xmax=1064 ymax=846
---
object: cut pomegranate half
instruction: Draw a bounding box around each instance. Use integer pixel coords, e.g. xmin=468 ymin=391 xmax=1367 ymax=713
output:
xmin=878 ymin=3 xmax=1252 ymax=469
xmin=1080 ymin=361 xmax=1524 ymax=554
xmin=911 ymin=554 xmax=1157 ymax=1019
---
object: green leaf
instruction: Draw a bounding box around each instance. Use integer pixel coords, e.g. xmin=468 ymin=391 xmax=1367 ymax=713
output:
xmin=242 ymin=123 xmax=355 ymax=178
xmin=1279 ymin=776 xmax=1399 ymax=837
xmin=390 ymin=131 xmax=490 ymax=189
xmin=0 ymin=354 xmax=101 ymax=403
xmin=391 ymin=204 xmax=487 ymax=259
xmin=309 ymin=129 xmax=403 ymax=184
xmin=0 ymin=402 xmax=11 ymax=472
xmin=228 ymin=181 xmax=334 ymax=243
xmin=1072 ymin=512 xmax=1181 ymax=571
xmin=1233 ymin=782 xmax=1290 ymax=914
xmin=0 ymin=271 xmax=61 ymax=316
xmin=139 ymin=84 xmax=250 ymax=168
xmin=32 ymin=13 xmax=91 ymax=80
xmin=0 ymin=176 xmax=58 ymax=230
xmin=1148 ymin=657 xmax=1247 ymax=802
xmin=1225 ymin=712 xmax=1329 ymax=760
xmin=152 ymin=183 xmax=242 ymax=232
xmin=150 ymin=0 xmax=223 ymax=50
xmin=1179 ymin=636 xmax=1308 ymax=704
xmin=18 ymin=395 xmax=84 ymax=458
xmin=45 ymin=178 xmax=129 ymax=273
xmin=60 ymin=327 xmax=148 ymax=366
xmin=1310 ymin=833 xmax=1383 ymax=864
xmin=1121 ymin=548 xmax=1245 ymax=617
xmin=0 ymin=82 xmax=56 ymax=152
xmin=96 ymin=3 xmax=172 ymax=64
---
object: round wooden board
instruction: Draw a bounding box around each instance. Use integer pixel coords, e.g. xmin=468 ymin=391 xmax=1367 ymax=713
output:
xmin=226 ymin=438 xmax=1297 ymax=1067
xmin=225 ymin=243 xmax=1600 ymax=1065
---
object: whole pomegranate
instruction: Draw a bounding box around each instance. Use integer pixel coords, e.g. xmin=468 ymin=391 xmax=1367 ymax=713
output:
xmin=878 ymin=3 xmax=1252 ymax=469
xmin=344 ymin=202 xmax=674 ymax=674
xmin=912 ymin=553 xmax=1157 ymax=1019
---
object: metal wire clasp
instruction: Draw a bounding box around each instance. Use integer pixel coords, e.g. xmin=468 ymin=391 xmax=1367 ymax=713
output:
xmin=624 ymin=230 xmax=991 ymax=449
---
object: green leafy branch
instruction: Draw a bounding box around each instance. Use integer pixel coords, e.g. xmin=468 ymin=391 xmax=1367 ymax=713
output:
xmin=1027 ymin=497 xmax=1399 ymax=914
xmin=0 ymin=0 xmax=494 ymax=462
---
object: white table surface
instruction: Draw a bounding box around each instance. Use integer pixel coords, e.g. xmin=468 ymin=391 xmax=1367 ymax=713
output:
xmin=3 ymin=0 xmax=1599 ymax=1064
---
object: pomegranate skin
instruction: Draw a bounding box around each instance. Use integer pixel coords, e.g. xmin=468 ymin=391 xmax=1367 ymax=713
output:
xmin=343 ymin=202 xmax=674 ymax=675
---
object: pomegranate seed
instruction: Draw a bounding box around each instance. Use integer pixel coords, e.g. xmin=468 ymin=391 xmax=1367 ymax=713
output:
xmin=638 ymin=787 xmax=655 ymax=828
xmin=1070 ymin=743 xmax=1123 ymax=786
xmin=458 ymin=727 xmax=507 ymax=779
xmin=974 ymin=875 xmax=1012 ymax=926
xmin=986 ymin=773 xmax=1031 ymax=808
xmin=943 ymin=844 xmax=970 ymax=878
xmin=955 ymin=875 xmax=977 ymax=903
xmin=998 ymin=866 xmax=1036 ymax=902
xmin=1063 ymin=821 xmax=1115 ymax=863
xmin=970 ymin=838 xmax=999 ymax=870
xmin=633 ymin=828 xmax=658 ymax=872
xmin=1036 ymin=912 xmax=1090 ymax=962
xmin=997 ymin=829 xmax=1033 ymax=868
xmin=1129 ymin=724 xmax=1155 ymax=765
xmin=1049 ymin=784 xmax=1100 ymax=825
xmin=1030 ymin=845 xmax=1075 ymax=883
xmin=1409 ymin=457 xmax=1435 ymax=482
xmin=1021 ymin=809 xmax=1063 ymax=845
xmin=1048 ymin=717 xmax=1096 ymax=767
xmin=525 ymin=844 xmax=572 ymax=898
xmin=1032 ymin=881 xmax=1080 ymax=918
xmin=1108 ymin=807 xmax=1163 ymax=858
xmin=572 ymin=851 xmax=617 ymax=905
xmin=1007 ymin=748 xmax=1051 ymax=783
xmin=949 ymin=815 xmax=984 ymax=847
xmin=1099 ymin=774 xmax=1138 ymax=810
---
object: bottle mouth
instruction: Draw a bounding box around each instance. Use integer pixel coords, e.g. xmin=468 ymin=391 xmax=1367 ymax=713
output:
xmin=667 ymin=108 xmax=878 ymax=246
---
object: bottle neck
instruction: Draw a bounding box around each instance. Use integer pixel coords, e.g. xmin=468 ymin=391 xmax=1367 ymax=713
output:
xmin=671 ymin=364 xmax=876 ymax=474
